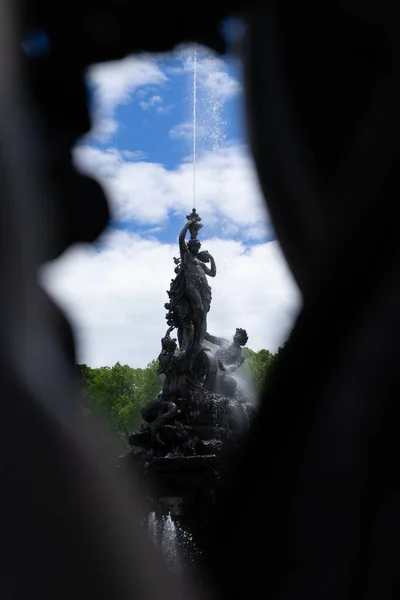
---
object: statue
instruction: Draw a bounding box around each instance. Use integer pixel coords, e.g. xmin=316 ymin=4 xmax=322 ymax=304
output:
xmin=205 ymin=328 xmax=249 ymax=373
xmin=140 ymin=392 xmax=180 ymax=445
xmin=204 ymin=328 xmax=249 ymax=399
xmin=165 ymin=209 xmax=216 ymax=358
xmin=124 ymin=211 xmax=256 ymax=563
xmin=138 ymin=327 xmax=206 ymax=444
xmin=155 ymin=327 xmax=204 ymax=403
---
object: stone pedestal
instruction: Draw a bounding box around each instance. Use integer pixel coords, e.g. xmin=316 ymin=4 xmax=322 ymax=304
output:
xmin=123 ymin=398 xmax=254 ymax=565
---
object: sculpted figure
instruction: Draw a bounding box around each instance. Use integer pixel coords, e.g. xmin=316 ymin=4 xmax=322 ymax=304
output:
xmin=139 ymin=328 xmax=204 ymax=444
xmin=205 ymin=328 xmax=248 ymax=373
xmin=165 ymin=209 xmax=216 ymax=358
xmin=204 ymin=328 xmax=249 ymax=398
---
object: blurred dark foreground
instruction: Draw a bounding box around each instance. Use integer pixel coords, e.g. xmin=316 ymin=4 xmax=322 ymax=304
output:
xmin=1 ymin=1 xmax=400 ymax=599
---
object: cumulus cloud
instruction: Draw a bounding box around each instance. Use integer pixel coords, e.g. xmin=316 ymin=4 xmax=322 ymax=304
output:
xmin=169 ymin=121 xmax=207 ymax=141
xmin=89 ymin=116 xmax=119 ymax=143
xmin=86 ymin=56 xmax=167 ymax=141
xmin=194 ymin=56 xmax=241 ymax=101
xmin=73 ymin=144 xmax=270 ymax=238
xmin=41 ymin=230 xmax=301 ymax=368
xmin=172 ymin=46 xmax=242 ymax=101
xmin=139 ymin=95 xmax=163 ymax=110
xmin=122 ymin=150 xmax=148 ymax=161
xmin=89 ymin=56 xmax=167 ymax=112
xmin=157 ymin=104 xmax=173 ymax=115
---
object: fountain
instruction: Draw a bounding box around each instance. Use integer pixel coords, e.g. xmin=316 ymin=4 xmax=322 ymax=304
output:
xmin=124 ymin=208 xmax=256 ymax=565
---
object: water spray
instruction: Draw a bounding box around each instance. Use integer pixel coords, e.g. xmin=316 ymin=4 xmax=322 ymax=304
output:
xmin=192 ymin=45 xmax=197 ymax=208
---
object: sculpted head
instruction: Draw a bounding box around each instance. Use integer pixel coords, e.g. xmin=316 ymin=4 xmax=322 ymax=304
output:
xmin=233 ymin=328 xmax=248 ymax=346
xmin=187 ymin=239 xmax=201 ymax=255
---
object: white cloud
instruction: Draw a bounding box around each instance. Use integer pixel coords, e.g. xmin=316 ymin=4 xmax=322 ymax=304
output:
xmin=89 ymin=56 xmax=167 ymax=112
xmin=246 ymin=225 xmax=271 ymax=241
xmin=169 ymin=121 xmax=207 ymax=141
xmin=73 ymin=144 xmax=270 ymax=236
xmin=41 ymin=230 xmax=301 ymax=368
xmin=87 ymin=56 xmax=167 ymax=141
xmin=89 ymin=117 xmax=119 ymax=143
xmin=75 ymin=146 xmax=121 ymax=178
xmin=172 ymin=46 xmax=241 ymax=101
xmin=194 ymin=56 xmax=241 ymax=100
xmin=122 ymin=150 xmax=147 ymax=161
xmin=139 ymin=95 xmax=163 ymax=110
xmin=157 ymin=104 xmax=173 ymax=115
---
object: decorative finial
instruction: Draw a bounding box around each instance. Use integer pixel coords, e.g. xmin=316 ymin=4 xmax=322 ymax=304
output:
xmin=186 ymin=208 xmax=203 ymax=240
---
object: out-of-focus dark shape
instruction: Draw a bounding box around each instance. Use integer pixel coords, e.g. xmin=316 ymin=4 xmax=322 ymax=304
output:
xmin=1 ymin=0 xmax=400 ymax=599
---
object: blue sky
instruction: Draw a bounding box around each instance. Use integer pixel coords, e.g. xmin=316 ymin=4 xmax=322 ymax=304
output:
xmin=42 ymin=46 xmax=300 ymax=368
xmin=91 ymin=52 xmax=245 ymax=162
xmin=108 ymin=56 xmax=245 ymax=169
xmin=78 ymin=47 xmax=272 ymax=245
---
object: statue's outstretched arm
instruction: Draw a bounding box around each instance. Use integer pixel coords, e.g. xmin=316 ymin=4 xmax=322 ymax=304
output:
xmin=179 ymin=221 xmax=191 ymax=256
xmin=204 ymin=332 xmax=225 ymax=346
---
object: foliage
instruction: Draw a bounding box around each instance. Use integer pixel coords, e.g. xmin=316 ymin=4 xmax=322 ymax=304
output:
xmin=77 ymin=360 xmax=162 ymax=451
xmin=237 ymin=342 xmax=288 ymax=394
xmin=239 ymin=347 xmax=275 ymax=393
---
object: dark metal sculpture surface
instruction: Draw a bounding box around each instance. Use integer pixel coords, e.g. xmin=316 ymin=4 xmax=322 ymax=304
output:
xmin=165 ymin=209 xmax=216 ymax=358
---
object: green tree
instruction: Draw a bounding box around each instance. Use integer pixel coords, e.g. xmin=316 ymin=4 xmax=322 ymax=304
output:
xmin=77 ymin=361 xmax=162 ymax=452
xmin=239 ymin=347 xmax=275 ymax=394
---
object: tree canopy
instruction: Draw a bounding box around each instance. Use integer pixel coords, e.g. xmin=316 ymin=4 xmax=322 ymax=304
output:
xmin=77 ymin=360 xmax=162 ymax=451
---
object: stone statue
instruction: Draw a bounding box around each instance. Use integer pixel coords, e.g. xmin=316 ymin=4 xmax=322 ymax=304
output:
xmin=205 ymin=328 xmax=248 ymax=373
xmin=165 ymin=209 xmax=216 ymax=358
xmin=155 ymin=327 xmax=203 ymax=402
xmin=130 ymin=215 xmax=252 ymax=448
xmin=204 ymin=328 xmax=249 ymax=399
xmin=138 ymin=328 xmax=207 ymax=444
xmin=125 ymin=211 xmax=256 ymax=560
xmin=140 ymin=392 xmax=180 ymax=445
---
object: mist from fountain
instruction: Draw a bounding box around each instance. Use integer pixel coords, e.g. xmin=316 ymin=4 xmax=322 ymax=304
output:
xmin=145 ymin=512 xmax=199 ymax=571
xmin=192 ymin=45 xmax=197 ymax=207
xmin=232 ymin=370 xmax=257 ymax=405
xmin=161 ymin=514 xmax=180 ymax=571
xmin=147 ymin=511 xmax=158 ymax=545
xmin=204 ymin=342 xmax=257 ymax=405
